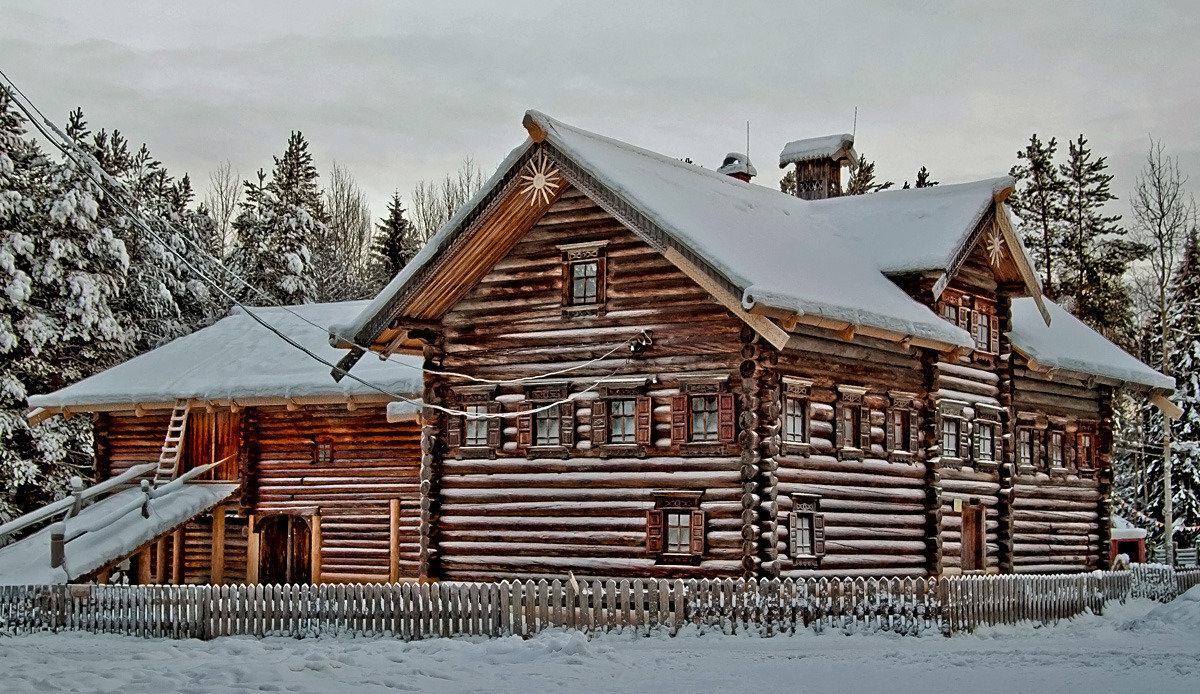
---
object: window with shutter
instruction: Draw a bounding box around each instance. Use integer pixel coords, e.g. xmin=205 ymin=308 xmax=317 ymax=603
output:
xmin=941 ymin=417 xmax=959 ymax=457
xmin=1017 ymin=427 xmax=1033 ymax=468
xmin=957 ymin=307 xmax=972 ymax=334
xmin=463 ymin=404 xmax=488 ymax=447
xmin=534 ymin=406 xmax=561 ymax=446
xmin=975 ymin=422 xmax=995 ymax=462
xmin=783 ymin=396 xmax=808 ymax=444
xmin=1077 ymin=430 xmax=1096 ymax=476
xmin=649 ymin=492 xmax=705 ymax=563
xmin=635 ymin=397 xmax=653 ymax=445
xmin=789 ymin=493 xmax=824 ymax=566
xmin=1048 ymin=430 xmax=1065 ymax=469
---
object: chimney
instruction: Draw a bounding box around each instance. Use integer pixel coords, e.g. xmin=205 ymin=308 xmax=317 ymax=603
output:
xmin=716 ymin=152 xmax=756 ymax=182
xmin=778 ymin=134 xmax=856 ymax=200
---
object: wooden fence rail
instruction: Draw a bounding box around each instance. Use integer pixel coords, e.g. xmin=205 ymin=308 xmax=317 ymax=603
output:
xmin=3 ymin=567 xmax=1198 ymax=640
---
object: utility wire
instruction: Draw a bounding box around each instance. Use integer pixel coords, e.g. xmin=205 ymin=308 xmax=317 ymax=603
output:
xmin=0 ymin=71 xmax=635 ymax=419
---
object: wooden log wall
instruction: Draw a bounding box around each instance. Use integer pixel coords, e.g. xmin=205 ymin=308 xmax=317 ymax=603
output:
xmin=247 ymin=404 xmax=422 ymax=584
xmin=1009 ymin=364 xmax=1105 ymax=573
xmin=430 ymin=187 xmax=747 ymax=581
xmin=773 ymin=325 xmax=932 ymax=578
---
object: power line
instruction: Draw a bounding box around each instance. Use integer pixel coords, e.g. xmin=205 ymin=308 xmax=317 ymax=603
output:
xmin=0 ymin=71 xmax=636 ymax=420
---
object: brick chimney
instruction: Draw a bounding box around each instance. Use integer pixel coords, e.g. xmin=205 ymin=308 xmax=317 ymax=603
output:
xmin=778 ymin=134 xmax=856 ymax=200
xmin=716 ymin=152 xmax=756 ymax=182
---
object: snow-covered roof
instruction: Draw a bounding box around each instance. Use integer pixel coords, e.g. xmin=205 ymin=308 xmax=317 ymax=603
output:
xmin=778 ymin=133 xmax=856 ymax=167
xmin=29 ymin=301 xmax=424 ymax=411
xmin=1111 ymin=515 xmax=1148 ymax=541
xmin=1009 ymin=298 xmax=1174 ymax=391
xmin=716 ymin=152 xmax=757 ymax=178
xmin=803 ymin=176 xmax=1014 ymax=275
xmin=0 ymin=482 xmax=238 ymax=585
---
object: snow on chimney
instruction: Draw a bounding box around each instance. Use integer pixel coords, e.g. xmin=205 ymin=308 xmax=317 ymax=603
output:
xmin=779 ymin=134 xmax=856 ymax=200
xmin=716 ymin=152 xmax=756 ymax=182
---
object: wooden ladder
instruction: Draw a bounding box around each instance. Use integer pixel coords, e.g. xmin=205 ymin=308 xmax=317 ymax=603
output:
xmin=154 ymin=400 xmax=191 ymax=484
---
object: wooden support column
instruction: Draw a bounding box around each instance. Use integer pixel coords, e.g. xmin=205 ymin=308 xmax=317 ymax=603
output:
xmin=171 ymin=527 xmax=185 ymax=584
xmin=1096 ymin=387 xmax=1115 ymax=570
xmin=419 ymin=340 xmax=446 ymax=582
xmin=246 ymin=514 xmax=260 ymax=584
xmin=736 ymin=327 xmax=764 ymax=579
xmin=995 ymin=293 xmax=1016 ymax=573
xmin=310 ymin=514 xmax=322 ymax=584
xmin=155 ymin=537 xmax=168 ymax=584
xmin=389 ymin=498 xmax=401 ymax=583
xmin=210 ymin=504 xmax=227 ymax=585
xmin=920 ymin=347 xmax=944 ymax=576
xmin=137 ymin=546 xmax=153 ymax=585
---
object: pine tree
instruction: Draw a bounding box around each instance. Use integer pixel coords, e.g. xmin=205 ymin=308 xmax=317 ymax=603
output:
xmin=1008 ymin=135 xmax=1063 ymax=297
xmin=371 ymin=191 xmax=419 ymax=286
xmin=843 ymin=154 xmax=893 ymax=195
xmin=779 ymin=169 xmax=797 ymax=196
xmin=230 ymin=133 xmax=324 ymax=305
xmin=1057 ymin=135 xmax=1146 ymax=341
xmin=1165 ymin=231 xmax=1200 ymax=543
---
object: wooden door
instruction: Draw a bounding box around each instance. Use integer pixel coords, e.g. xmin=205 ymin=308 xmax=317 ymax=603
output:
xmin=961 ymin=503 xmax=985 ymax=572
xmin=257 ymin=515 xmax=312 ymax=585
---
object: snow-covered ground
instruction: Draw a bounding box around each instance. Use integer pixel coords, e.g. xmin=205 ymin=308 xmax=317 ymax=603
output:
xmin=6 ymin=588 xmax=1200 ymax=694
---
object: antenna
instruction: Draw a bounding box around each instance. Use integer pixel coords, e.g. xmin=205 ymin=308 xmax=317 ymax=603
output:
xmin=852 ymin=106 xmax=858 ymax=139
xmin=746 ymin=120 xmax=750 ymax=160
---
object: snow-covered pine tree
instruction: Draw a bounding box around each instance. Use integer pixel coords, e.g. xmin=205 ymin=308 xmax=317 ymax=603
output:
xmin=779 ymin=169 xmax=797 ymax=196
xmin=1057 ymin=135 xmax=1146 ymax=342
xmin=370 ymin=191 xmax=419 ymax=287
xmin=230 ymin=133 xmax=324 ymax=305
xmin=843 ymin=153 xmax=893 ymax=195
xmin=1008 ymin=134 xmax=1064 ymax=297
xmin=1161 ymin=231 xmax=1200 ymax=544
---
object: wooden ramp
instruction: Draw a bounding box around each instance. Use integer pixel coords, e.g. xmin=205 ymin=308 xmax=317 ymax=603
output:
xmin=154 ymin=400 xmax=190 ymax=485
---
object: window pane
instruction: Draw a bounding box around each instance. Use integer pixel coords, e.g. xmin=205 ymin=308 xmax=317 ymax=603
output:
xmin=977 ymin=423 xmax=993 ymax=460
xmin=665 ymin=512 xmax=691 ymax=553
xmin=569 ymin=261 xmax=599 ymax=304
xmin=784 ymin=397 xmax=807 ymax=443
xmin=534 ymin=407 xmax=560 ymax=445
xmin=610 ymin=399 xmax=636 ymax=444
xmin=942 ymin=418 xmax=958 ymax=453
xmin=465 ymin=404 xmax=488 ymax=446
xmin=690 ymin=396 xmax=719 ymax=442
xmin=795 ymin=514 xmax=814 ymax=555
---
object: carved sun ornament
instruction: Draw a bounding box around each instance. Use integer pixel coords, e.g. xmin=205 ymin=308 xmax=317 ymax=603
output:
xmin=986 ymin=229 xmax=1005 ymax=267
xmin=520 ymin=153 xmax=562 ymax=207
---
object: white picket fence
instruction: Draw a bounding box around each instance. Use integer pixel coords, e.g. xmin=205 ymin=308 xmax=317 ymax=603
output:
xmin=2 ymin=567 xmax=1198 ymax=640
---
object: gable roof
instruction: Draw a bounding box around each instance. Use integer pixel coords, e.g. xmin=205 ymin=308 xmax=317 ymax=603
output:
xmin=1008 ymin=298 xmax=1173 ymax=392
xmin=341 ymin=111 xmax=993 ymax=352
xmin=28 ymin=301 xmax=424 ymax=413
xmin=779 ymin=133 xmax=856 ymax=167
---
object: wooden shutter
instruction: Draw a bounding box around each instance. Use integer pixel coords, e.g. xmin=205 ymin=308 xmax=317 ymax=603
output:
xmin=989 ymin=314 xmax=1000 ymax=354
xmin=646 ymin=510 xmax=664 ymax=553
xmin=591 ymin=400 xmax=607 ymax=446
xmin=486 ymin=402 xmax=501 ymax=448
xmin=718 ymin=393 xmax=736 ymax=443
xmin=813 ymin=514 xmax=826 ymax=557
xmin=993 ymin=424 xmax=1002 ymax=464
xmin=788 ymin=513 xmax=798 ymax=556
xmin=971 ymin=422 xmax=982 ymax=461
xmin=559 ymin=402 xmax=574 ymax=446
xmin=517 ymin=402 xmax=533 ymax=447
xmin=908 ymin=410 xmax=920 ymax=454
xmin=835 ymin=405 xmax=846 ymax=448
xmin=446 ymin=412 xmax=462 ymax=449
xmin=670 ymin=394 xmax=688 ymax=444
xmin=957 ymin=307 xmax=971 ymax=334
xmin=636 ymin=397 xmax=653 ymax=445
xmin=689 ymin=510 xmax=706 ymax=555
xmin=957 ymin=419 xmax=971 ymax=459
xmin=560 ymin=255 xmax=571 ymax=305
xmin=858 ymin=406 xmax=871 ymax=450
xmin=596 ymin=252 xmax=607 ymax=305
xmin=1034 ymin=430 xmax=1045 ymax=467
xmin=885 ymin=410 xmax=896 ymax=452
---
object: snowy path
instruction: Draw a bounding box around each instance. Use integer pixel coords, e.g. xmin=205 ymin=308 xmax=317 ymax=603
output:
xmin=5 ymin=596 xmax=1199 ymax=694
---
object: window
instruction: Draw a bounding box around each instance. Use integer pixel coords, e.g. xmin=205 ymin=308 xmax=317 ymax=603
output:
xmin=889 ymin=410 xmax=909 ymax=451
xmin=789 ymin=493 xmax=825 ymax=566
xmin=1049 ymin=431 xmax=1065 ymax=468
xmin=973 ymin=311 xmax=991 ymax=352
xmin=783 ymin=396 xmax=808 ymax=443
xmin=1017 ymin=428 xmax=1033 ymax=467
xmin=569 ymin=260 xmax=599 ymax=305
xmin=609 ymin=399 xmax=637 ymax=444
xmin=314 ymin=437 xmax=333 ymax=465
xmin=941 ymin=303 xmax=958 ymax=324
xmin=975 ymin=421 xmax=995 ymax=461
xmin=534 ymin=407 xmax=560 ymax=446
xmin=647 ymin=493 xmax=705 ymax=563
xmin=690 ymin=395 xmax=720 ymax=442
xmin=1078 ymin=432 xmax=1095 ymax=472
xmin=464 ymin=404 xmax=488 ymax=447
xmin=942 ymin=418 xmax=960 ymax=457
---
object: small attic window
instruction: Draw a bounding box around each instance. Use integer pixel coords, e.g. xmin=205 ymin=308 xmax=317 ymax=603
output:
xmin=314 ymin=436 xmax=333 ymax=465
xmin=560 ymin=242 xmax=607 ymax=315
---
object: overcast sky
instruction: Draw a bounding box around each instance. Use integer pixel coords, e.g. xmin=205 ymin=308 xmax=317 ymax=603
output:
xmin=2 ymin=1 xmax=1197 ymax=221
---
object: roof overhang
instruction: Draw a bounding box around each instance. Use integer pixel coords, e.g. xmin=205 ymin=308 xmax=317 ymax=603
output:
xmin=1013 ymin=343 xmax=1179 ymax=417
xmin=27 ymin=392 xmax=404 ymax=425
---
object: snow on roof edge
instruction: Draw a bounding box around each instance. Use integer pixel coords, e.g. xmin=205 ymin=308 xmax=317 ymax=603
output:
xmin=779 ymin=133 xmax=856 ymax=167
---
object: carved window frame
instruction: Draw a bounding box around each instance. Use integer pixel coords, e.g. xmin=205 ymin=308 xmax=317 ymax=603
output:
xmin=937 ymin=400 xmax=969 ymax=469
xmin=1048 ymin=428 xmax=1067 ymax=471
xmin=518 ymin=383 xmax=572 ymax=458
xmin=672 ymin=378 xmax=736 ymax=454
xmin=448 ymin=386 xmax=500 ymax=459
xmin=593 ymin=379 xmax=651 ymax=456
xmin=559 ymin=241 xmax=608 ymax=318
xmin=788 ymin=493 xmax=825 ymax=568
xmin=835 ymin=386 xmax=868 ymax=461
xmin=972 ymin=404 xmax=1003 ymax=471
xmin=781 ymin=377 xmax=813 ymax=457
xmin=313 ymin=436 xmax=333 ymax=466
xmin=887 ymin=391 xmax=920 ymax=462
xmin=1076 ymin=421 xmax=1098 ymax=477
xmin=646 ymin=491 xmax=705 ymax=565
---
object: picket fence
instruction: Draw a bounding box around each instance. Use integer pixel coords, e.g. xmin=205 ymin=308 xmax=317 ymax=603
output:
xmin=3 ymin=567 xmax=1198 ymax=640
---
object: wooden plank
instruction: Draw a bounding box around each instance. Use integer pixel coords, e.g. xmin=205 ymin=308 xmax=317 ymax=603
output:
xmin=389 ymin=498 xmax=401 ymax=583
xmin=210 ymin=505 xmax=226 ymax=585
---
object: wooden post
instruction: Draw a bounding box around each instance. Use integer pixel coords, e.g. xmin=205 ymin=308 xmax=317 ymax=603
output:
xmin=155 ymin=537 xmax=168 ymax=584
xmin=389 ymin=498 xmax=401 ymax=583
xmin=210 ymin=505 xmax=227 ymax=585
xmin=171 ymin=527 xmax=185 ymax=584
xmin=247 ymin=514 xmax=260 ymax=584
xmin=137 ymin=547 xmax=153 ymax=585
xmin=310 ymin=514 xmax=322 ymax=584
